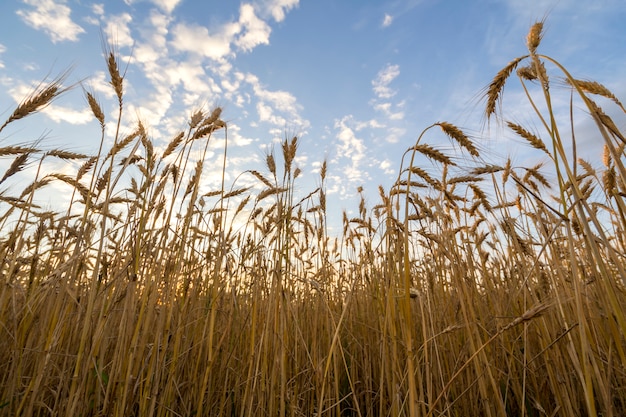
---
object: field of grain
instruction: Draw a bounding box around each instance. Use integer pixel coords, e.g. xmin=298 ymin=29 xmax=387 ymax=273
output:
xmin=1 ymin=22 xmax=625 ymax=417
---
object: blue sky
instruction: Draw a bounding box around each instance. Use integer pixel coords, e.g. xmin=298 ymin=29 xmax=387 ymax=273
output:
xmin=1 ymin=0 xmax=625 ymax=228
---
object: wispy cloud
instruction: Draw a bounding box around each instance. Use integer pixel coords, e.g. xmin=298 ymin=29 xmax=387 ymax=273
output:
xmin=42 ymin=105 xmax=93 ymax=125
xmin=329 ymin=115 xmax=368 ymax=195
xmin=7 ymin=82 xmax=92 ymax=125
xmin=171 ymin=21 xmax=239 ymax=61
xmin=76 ymin=0 xmax=304 ymax=145
xmin=372 ymin=64 xmax=400 ymax=99
xmin=382 ymin=13 xmax=393 ymax=28
xmin=373 ymin=102 xmax=404 ymax=121
xmin=242 ymin=72 xmax=309 ymax=135
xmin=235 ymin=4 xmax=272 ymax=52
xmin=16 ymin=0 xmax=85 ymax=43
xmin=259 ymin=0 xmax=300 ymax=22
xmin=380 ymin=158 xmax=395 ymax=175
xmin=0 ymin=44 xmax=5 ymax=69
xmin=170 ymin=4 xmax=276 ymax=60
xmin=369 ymin=63 xmax=405 ymax=143
xmin=150 ymin=0 xmax=183 ymax=14
xmin=123 ymin=0 xmax=183 ymax=15
xmin=92 ymin=4 xmax=104 ymax=16
xmin=104 ymin=13 xmax=134 ymax=48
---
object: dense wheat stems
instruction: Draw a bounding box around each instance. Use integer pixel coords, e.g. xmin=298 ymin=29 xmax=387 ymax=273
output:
xmin=1 ymin=20 xmax=625 ymax=417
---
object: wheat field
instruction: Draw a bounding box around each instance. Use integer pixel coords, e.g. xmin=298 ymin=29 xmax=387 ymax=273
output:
xmin=1 ymin=21 xmax=625 ymax=417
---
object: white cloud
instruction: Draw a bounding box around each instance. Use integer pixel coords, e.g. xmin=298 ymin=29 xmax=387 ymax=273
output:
xmin=7 ymin=80 xmax=92 ymax=125
xmin=236 ymin=4 xmax=272 ymax=52
xmin=228 ymin=123 xmax=255 ymax=146
xmin=125 ymin=85 xmax=173 ymax=135
xmin=260 ymin=0 xmax=300 ymax=22
xmin=242 ymin=72 xmax=309 ymax=133
xmin=380 ymin=159 xmax=395 ymax=175
xmin=384 ymin=126 xmax=405 ymax=144
xmin=84 ymin=3 xmax=104 ymax=25
xmin=88 ymin=71 xmax=117 ymax=100
xmin=373 ymin=102 xmax=404 ymax=120
xmin=151 ymin=0 xmax=182 ymax=14
xmin=104 ymin=13 xmax=134 ymax=48
xmin=382 ymin=14 xmax=393 ymax=27
xmin=145 ymin=10 xmax=171 ymax=49
xmin=336 ymin=119 xmax=364 ymax=161
xmin=332 ymin=116 xmax=367 ymax=192
xmin=17 ymin=0 xmax=85 ymax=43
xmin=372 ymin=64 xmax=400 ymax=99
xmin=42 ymin=105 xmax=93 ymax=125
xmin=92 ymin=4 xmax=104 ymax=15
xmin=355 ymin=119 xmax=384 ymax=130
xmin=171 ymin=21 xmax=240 ymax=60
xmin=0 ymin=44 xmax=5 ymax=69
xmin=123 ymin=0 xmax=182 ymax=14
xmin=135 ymin=43 xmax=160 ymax=65
xmin=170 ymin=4 xmax=276 ymax=60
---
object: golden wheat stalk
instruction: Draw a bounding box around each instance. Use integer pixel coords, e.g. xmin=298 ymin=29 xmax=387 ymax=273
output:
xmin=0 ymin=146 xmax=40 ymax=157
xmin=412 ymin=143 xmax=455 ymax=166
xmin=0 ymin=153 xmax=30 ymax=184
xmin=485 ymin=56 xmax=526 ymax=119
xmin=437 ymin=122 xmax=479 ymax=157
xmin=45 ymin=150 xmax=89 ymax=160
xmin=162 ymin=132 xmax=185 ymax=159
xmin=0 ymin=72 xmax=70 ymax=132
xmin=85 ymin=90 xmax=105 ymax=126
xmin=507 ymin=121 xmax=550 ymax=155
xmin=568 ymin=79 xmax=625 ymax=112
xmin=526 ymin=21 xmax=544 ymax=54
xmin=47 ymin=173 xmax=90 ymax=201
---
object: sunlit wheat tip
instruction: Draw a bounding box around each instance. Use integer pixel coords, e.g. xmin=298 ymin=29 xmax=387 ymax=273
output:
xmin=106 ymin=52 xmax=124 ymax=102
xmin=223 ymin=187 xmax=251 ymax=199
xmin=485 ymin=56 xmax=525 ymax=119
xmin=448 ymin=175 xmax=482 ymax=185
xmin=96 ymin=166 xmax=112 ymax=193
xmin=408 ymin=166 xmax=438 ymax=187
xmin=257 ymin=186 xmax=287 ymax=201
xmin=77 ymin=156 xmax=98 ymax=180
xmin=46 ymin=150 xmax=89 ymax=160
xmin=502 ymin=158 xmax=512 ymax=184
xmin=568 ymin=78 xmax=625 ymax=111
xmin=412 ymin=143 xmax=455 ymax=166
xmin=0 ymin=153 xmax=30 ymax=184
xmin=471 ymin=164 xmax=504 ymax=176
xmin=437 ymin=122 xmax=479 ymax=157
xmin=1 ymin=83 xmax=64 ymax=132
xmin=162 ymin=132 xmax=185 ymax=159
xmin=603 ymin=168 xmax=616 ymax=195
xmin=86 ymin=91 xmax=105 ymax=126
xmin=577 ymin=159 xmax=595 ymax=176
xmin=602 ymin=144 xmax=611 ymax=167
xmin=587 ymin=99 xmax=626 ymax=143
xmin=0 ymin=146 xmax=40 ymax=157
xmin=526 ymin=164 xmax=551 ymax=189
xmin=199 ymin=107 xmax=222 ymax=126
xmin=189 ymin=110 xmax=204 ymax=129
xmin=507 ymin=121 xmax=550 ymax=155
xmin=248 ymin=170 xmax=273 ymax=188
xmin=526 ymin=21 xmax=544 ymax=53
xmin=469 ymin=183 xmax=491 ymax=210
xmin=266 ymin=153 xmax=277 ymax=175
